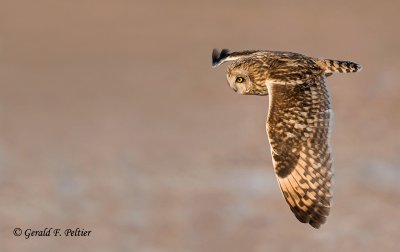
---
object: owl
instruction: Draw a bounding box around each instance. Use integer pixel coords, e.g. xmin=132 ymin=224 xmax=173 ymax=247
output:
xmin=212 ymin=49 xmax=362 ymax=228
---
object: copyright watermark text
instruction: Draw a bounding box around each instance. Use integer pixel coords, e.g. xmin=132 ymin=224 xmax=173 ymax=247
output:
xmin=13 ymin=227 xmax=92 ymax=239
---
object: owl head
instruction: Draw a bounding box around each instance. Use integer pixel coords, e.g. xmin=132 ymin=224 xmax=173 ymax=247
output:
xmin=212 ymin=48 xmax=268 ymax=96
xmin=226 ymin=61 xmax=258 ymax=95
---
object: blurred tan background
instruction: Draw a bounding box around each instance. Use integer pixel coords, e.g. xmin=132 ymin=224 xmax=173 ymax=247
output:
xmin=1 ymin=0 xmax=399 ymax=251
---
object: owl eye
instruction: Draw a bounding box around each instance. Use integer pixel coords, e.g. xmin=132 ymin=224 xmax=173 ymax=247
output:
xmin=235 ymin=77 xmax=245 ymax=83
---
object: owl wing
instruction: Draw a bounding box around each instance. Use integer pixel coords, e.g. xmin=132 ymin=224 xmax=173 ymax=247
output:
xmin=266 ymin=75 xmax=333 ymax=229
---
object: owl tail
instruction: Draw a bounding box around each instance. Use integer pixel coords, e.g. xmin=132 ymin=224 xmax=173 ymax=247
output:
xmin=316 ymin=59 xmax=362 ymax=74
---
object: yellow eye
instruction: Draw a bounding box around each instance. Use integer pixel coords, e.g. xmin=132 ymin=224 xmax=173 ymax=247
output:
xmin=235 ymin=77 xmax=245 ymax=83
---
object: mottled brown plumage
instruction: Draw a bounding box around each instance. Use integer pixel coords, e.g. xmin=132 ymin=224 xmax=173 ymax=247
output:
xmin=212 ymin=48 xmax=362 ymax=228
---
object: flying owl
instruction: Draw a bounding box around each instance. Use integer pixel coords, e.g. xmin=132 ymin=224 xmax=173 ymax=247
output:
xmin=212 ymin=48 xmax=362 ymax=228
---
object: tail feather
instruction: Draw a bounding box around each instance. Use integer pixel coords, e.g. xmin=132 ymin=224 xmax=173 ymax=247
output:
xmin=317 ymin=59 xmax=362 ymax=74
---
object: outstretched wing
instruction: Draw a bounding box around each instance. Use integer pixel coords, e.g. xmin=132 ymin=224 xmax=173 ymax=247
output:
xmin=266 ymin=75 xmax=334 ymax=229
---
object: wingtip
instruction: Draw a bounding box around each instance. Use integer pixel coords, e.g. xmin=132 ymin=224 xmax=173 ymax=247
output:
xmin=211 ymin=48 xmax=220 ymax=67
xmin=212 ymin=48 xmax=230 ymax=67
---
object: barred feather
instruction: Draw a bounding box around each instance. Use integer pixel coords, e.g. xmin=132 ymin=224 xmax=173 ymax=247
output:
xmin=316 ymin=59 xmax=362 ymax=74
xmin=266 ymin=76 xmax=334 ymax=228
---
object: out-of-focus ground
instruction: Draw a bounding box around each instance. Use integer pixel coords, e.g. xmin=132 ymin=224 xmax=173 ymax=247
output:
xmin=0 ymin=1 xmax=399 ymax=251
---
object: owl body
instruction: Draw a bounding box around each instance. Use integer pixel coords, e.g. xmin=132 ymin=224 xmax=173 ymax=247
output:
xmin=212 ymin=49 xmax=361 ymax=228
